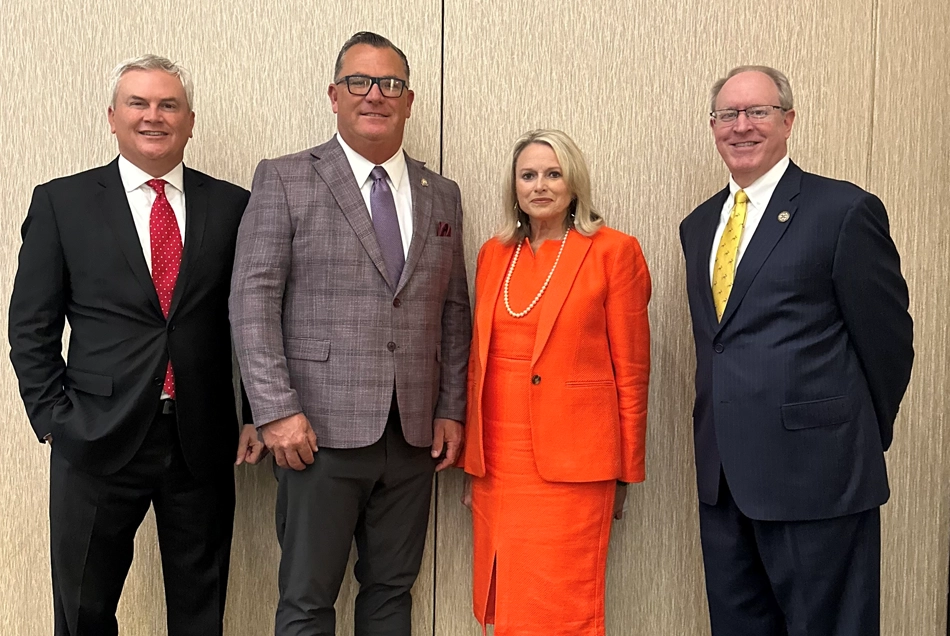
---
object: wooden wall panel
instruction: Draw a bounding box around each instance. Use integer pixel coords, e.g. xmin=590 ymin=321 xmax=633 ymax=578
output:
xmin=0 ymin=1 xmax=441 ymax=634
xmin=870 ymin=0 xmax=950 ymax=633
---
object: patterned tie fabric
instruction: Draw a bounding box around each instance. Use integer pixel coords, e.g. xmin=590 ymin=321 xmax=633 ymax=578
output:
xmin=369 ymin=166 xmax=405 ymax=288
xmin=711 ymin=189 xmax=749 ymax=321
xmin=146 ymin=178 xmax=182 ymax=398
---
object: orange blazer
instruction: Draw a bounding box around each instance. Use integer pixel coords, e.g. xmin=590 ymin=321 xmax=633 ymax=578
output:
xmin=459 ymin=226 xmax=652 ymax=483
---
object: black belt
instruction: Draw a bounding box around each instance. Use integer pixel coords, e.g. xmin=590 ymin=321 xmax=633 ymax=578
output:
xmin=160 ymin=399 xmax=176 ymax=415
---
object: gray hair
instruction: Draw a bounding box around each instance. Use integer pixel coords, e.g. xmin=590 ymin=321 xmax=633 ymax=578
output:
xmin=497 ymin=129 xmax=604 ymax=245
xmin=109 ymin=54 xmax=194 ymax=110
xmin=709 ymin=65 xmax=794 ymax=113
xmin=333 ymin=32 xmax=410 ymax=83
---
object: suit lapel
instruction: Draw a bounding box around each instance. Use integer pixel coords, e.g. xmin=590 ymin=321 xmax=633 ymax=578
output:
xmin=716 ymin=162 xmax=803 ymax=331
xmin=97 ymin=160 xmax=163 ymax=316
xmin=476 ymin=241 xmax=513 ymax=373
xmin=694 ymin=188 xmax=729 ymax=330
xmin=531 ymin=231 xmax=592 ymax=366
xmin=311 ymin=140 xmax=394 ymax=289
xmin=396 ymin=157 xmax=434 ymax=295
xmin=167 ymin=166 xmax=207 ymax=320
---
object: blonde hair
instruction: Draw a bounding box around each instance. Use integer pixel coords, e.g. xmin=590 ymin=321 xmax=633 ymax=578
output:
xmin=497 ymin=129 xmax=604 ymax=245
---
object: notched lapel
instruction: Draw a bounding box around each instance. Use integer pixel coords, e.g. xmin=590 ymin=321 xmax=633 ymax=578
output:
xmin=531 ymin=232 xmax=592 ymax=365
xmin=311 ymin=143 xmax=394 ymax=289
xmin=97 ymin=163 xmax=162 ymax=316
xmin=168 ymin=167 xmax=207 ymax=320
xmin=717 ymin=165 xmax=803 ymax=331
xmin=397 ymin=158 xmax=434 ymax=294
xmin=476 ymin=242 xmax=513 ymax=373
xmin=694 ymin=189 xmax=729 ymax=329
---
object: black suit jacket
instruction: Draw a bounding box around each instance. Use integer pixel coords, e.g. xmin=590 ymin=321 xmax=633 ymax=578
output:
xmin=9 ymin=158 xmax=250 ymax=481
xmin=680 ymin=161 xmax=913 ymax=521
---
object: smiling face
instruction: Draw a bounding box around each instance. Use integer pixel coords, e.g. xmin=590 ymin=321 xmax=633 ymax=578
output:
xmin=108 ymin=69 xmax=194 ymax=177
xmin=328 ymin=43 xmax=414 ymax=164
xmin=514 ymin=142 xmax=573 ymax=234
xmin=712 ymin=71 xmax=795 ymax=187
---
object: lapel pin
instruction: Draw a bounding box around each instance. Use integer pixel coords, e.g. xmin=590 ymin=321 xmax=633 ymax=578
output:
xmin=777 ymin=211 xmax=790 ymax=223
xmin=421 ymin=178 xmax=429 ymax=187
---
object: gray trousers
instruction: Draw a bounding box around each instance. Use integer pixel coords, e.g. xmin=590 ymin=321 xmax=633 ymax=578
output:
xmin=274 ymin=400 xmax=435 ymax=636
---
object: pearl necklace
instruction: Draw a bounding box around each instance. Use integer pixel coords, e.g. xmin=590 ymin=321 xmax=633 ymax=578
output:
xmin=504 ymin=228 xmax=571 ymax=318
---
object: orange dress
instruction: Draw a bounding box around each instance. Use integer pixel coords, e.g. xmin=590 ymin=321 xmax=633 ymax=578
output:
xmin=471 ymin=238 xmax=616 ymax=636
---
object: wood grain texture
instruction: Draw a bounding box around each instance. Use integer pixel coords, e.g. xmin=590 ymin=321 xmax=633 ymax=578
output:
xmin=0 ymin=0 xmax=948 ymax=634
xmin=0 ymin=1 xmax=440 ymax=634
xmin=870 ymin=0 xmax=950 ymax=633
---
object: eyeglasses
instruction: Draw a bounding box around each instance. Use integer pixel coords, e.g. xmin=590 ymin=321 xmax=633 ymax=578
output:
xmin=335 ymin=75 xmax=408 ymax=98
xmin=710 ymin=105 xmax=786 ymax=124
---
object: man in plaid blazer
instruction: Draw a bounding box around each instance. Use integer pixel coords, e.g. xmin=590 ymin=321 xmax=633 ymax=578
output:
xmin=229 ymin=32 xmax=471 ymax=636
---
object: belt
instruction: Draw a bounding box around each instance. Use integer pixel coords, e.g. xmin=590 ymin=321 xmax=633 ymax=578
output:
xmin=160 ymin=399 xmax=176 ymax=415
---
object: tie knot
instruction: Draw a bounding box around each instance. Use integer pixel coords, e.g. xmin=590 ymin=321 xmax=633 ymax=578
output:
xmin=146 ymin=179 xmax=167 ymax=196
xmin=371 ymin=166 xmax=389 ymax=183
xmin=735 ymin=189 xmax=749 ymax=204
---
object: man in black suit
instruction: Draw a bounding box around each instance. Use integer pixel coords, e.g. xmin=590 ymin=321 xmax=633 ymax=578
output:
xmin=8 ymin=54 xmax=264 ymax=636
xmin=680 ymin=66 xmax=914 ymax=635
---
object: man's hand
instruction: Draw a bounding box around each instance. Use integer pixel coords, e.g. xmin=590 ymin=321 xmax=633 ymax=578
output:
xmin=235 ymin=423 xmax=268 ymax=466
xmin=613 ymin=482 xmax=628 ymax=520
xmin=260 ymin=413 xmax=318 ymax=471
xmin=431 ymin=418 xmax=463 ymax=472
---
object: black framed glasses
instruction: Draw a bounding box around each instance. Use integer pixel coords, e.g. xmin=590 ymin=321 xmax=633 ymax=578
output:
xmin=710 ymin=105 xmax=786 ymax=124
xmin=335 ymin=75 xmax=408 ymax=98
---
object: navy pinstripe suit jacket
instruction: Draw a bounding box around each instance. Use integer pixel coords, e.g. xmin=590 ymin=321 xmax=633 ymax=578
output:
xmin=680 ymin=161 xmax=913 ymax=521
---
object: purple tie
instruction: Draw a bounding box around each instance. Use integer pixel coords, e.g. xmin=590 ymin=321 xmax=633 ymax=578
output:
xmin=370 ymin=166 xmax=405 ymax=288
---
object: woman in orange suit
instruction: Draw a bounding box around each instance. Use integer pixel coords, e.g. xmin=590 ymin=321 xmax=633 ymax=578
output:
xmin=458 ymin=129 xmax=652 ymax=636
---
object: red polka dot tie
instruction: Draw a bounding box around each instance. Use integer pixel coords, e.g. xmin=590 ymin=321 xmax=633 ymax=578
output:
xmin=146 ymin=179 xmax=182 ymax=398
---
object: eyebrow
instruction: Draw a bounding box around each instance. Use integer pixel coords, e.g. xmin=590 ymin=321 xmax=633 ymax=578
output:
xmin=125 ymin=94 xmax=181 ymax=104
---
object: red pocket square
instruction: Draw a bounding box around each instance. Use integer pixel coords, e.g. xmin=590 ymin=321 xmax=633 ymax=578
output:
xmin=437 ymin=222 xmax=452 ymax=237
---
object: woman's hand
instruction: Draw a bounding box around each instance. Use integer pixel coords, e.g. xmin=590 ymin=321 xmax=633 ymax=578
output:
xmin=613 ymin=482 xmax=628 ymax=520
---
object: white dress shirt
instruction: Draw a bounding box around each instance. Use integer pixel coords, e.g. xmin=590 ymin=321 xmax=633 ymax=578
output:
xmin=117 ymin=155 xmax=186 ymax=275
xmin=336 ymin=133 xmax=413 ymax=258
xmin=708 ymin=155 xmax=790 ymax=283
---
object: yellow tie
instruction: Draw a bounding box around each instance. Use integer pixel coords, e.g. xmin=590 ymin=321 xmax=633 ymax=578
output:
xmin=712 ymin=189 xmax=749 ymax=321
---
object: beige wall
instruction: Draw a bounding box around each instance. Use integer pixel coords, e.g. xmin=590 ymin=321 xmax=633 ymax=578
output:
xmin=1 ymin=0 xmax=947 ymax=634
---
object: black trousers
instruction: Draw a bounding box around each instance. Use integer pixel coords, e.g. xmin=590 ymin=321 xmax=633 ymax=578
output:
xmin=274 ymin=401 xmax=435 ymax=636
xmin=699 ymin=471 xmax=880 ymax=636
xmin=49 ymin=403 xmax=235 ymax=636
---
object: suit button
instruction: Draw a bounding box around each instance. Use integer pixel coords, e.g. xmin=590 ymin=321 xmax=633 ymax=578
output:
xmin=169 ymin=324 xmax=176 ymax=332
xmin=153 ymin=376 xmax=162 ymax=385
xmin=531 ymin=375 xmax=541 ymax=385
xmin=387 ymin=342 xmax=396 ymax=352
xmin=714 ymin=344 xmax=724 ymax=353
xmin=393 ymin=298 xmax=402 ymax=308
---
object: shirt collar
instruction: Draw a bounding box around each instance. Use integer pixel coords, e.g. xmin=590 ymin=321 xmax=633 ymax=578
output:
xmin=335 ymin=133 xmax=406 ymax=191
xmin=117 ymin=155 xmax=185 ymax=195
xmin=728 ymin=155 xmax=790 ymax=209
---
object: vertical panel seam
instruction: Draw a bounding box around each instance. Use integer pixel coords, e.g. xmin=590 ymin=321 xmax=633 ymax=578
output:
xmin=433 ymin=5 xmax=447 ymax=634
xmin=867 ymin=0 xmax=880 ymax=186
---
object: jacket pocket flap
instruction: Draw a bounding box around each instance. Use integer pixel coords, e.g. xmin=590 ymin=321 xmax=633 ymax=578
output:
xmin=64 ymin=368 xmax=113 ymax=396
xmin=284 ymin=338 xmax=330 ymax=361
xmin=781 ymin=396 xmax=852 ymax=430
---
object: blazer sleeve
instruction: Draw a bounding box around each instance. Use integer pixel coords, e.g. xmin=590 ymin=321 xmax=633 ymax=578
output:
xmin=434 ymin=181 xmax=473 ymax=422
xmin=832 ymin=191 xmax=913 ymax=451
xmin=8 ymin=184 xmax=69 ymax=442
xmin=605 ymin=234 xmax=652 ymax=483
xmin=229 ymin=159 xmax=302 ymax=426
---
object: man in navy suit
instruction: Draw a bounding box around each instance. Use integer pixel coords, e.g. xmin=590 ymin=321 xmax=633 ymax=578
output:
xmin=680 ymin=65 xmax=913 ymax=635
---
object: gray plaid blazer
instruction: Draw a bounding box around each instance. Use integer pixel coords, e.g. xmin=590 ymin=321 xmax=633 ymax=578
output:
xmin=229 ymin=138 xmax=471 ymax=448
